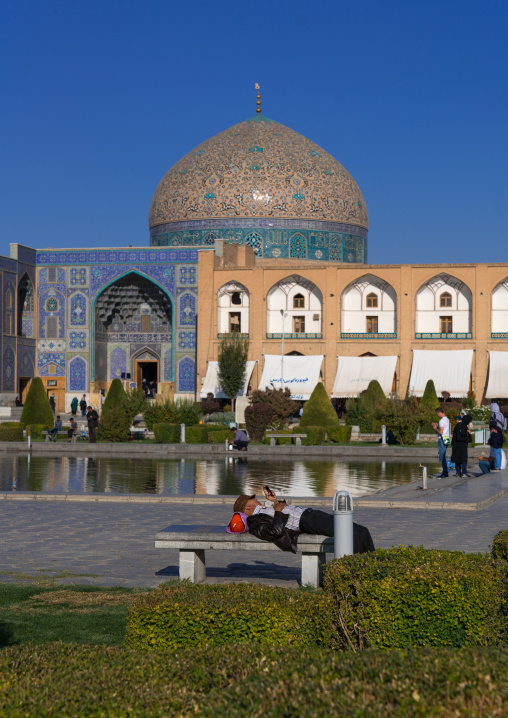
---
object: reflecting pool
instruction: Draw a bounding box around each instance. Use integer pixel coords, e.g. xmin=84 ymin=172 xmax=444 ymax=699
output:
xmin=0 ymin=455 xmax=441 ymax=497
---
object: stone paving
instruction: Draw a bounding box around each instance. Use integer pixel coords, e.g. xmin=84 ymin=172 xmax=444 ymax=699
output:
xmin=1 ymin=490 xmax=507 ymax=589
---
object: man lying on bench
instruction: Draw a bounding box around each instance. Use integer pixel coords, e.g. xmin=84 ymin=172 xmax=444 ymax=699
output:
xmin=233 ymin=487 xmax=375 ymax=554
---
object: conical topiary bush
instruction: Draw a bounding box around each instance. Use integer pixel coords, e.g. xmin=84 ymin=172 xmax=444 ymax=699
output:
xmin=362 ymin=379 xmax=387 ymax=406
xmin=101 ymin=378 xmax=126 ymax=413
xmin=19 ymin=377 xmax=54 ymax=428
xmin=300 ymin=382 xmax=339 ymax=428
xmin=420 ymin=379 xmax=440 ymax=410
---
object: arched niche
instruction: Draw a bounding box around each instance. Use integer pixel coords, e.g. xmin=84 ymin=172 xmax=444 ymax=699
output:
xmin=341 ymin=275 xmax=397 ymax=334
xmin=266 ymin=275 xmax=322 ymax=335
xmin=93 ymin=271 xmax=172 ymax=383
xmin=415 ymin=274 xmax=472 ymax=335
xmin=491 ymin=279 xmax=508 ymax=334
xmin=17 ymin=274 xmax=35 ymax=338
xmin=217 ymin=281 xmax=250 ymax=334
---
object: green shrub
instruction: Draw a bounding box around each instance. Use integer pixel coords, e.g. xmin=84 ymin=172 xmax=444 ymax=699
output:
xmin=185 ymin=425 xmax=209 ymax=443
xmin=208 ymin=429 xmax=233 ymax=443
xmin=5 ymin=644 xmax=508 ymax=716
xmin=363 ymin=379 xmax=386 ymax=405
xmin=293 ymin=426 xmax=326 ymax=445
xmin=323 ymin=545 xmax=508 ymax=650
xmin=97 ymin=406 xmax=131 ymax=442
xmin=122 ymin=387 xmax=148 ymax=421
xmin=245 ymin=402 xmax=274 ymax=441
xmin=19 ymin=377 xmax=54 ymax=428
xmin=0 ymin=425 xmax=24 ymax=441
xmin=204 ymin=411 xmax=235 ymax=425
xmin=153 ymin=423 xmax=181 ymax=443
xmin=326 ymin=425 xmax=352 ymax=443
xmin=492 ymin=530 xmax=508 ymax=561
xmin=144 ymin=398 xmax=201 ymax=430
xmin=101 ymin=378 xmax=126 ymax=413
xmin=300 ymin=382 xmax=339 ymax=428
xmin=1 ymin=421 xmax=21 ymax=427
xmin=25 ymin=423 xmax=51 ymax=440
xmin=420 ymin=379 xmax=439 ymax=411
xmin=125 ymin=583 xmax=333 ymax=651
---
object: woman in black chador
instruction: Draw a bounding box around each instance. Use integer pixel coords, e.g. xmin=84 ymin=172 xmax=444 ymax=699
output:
xmin=451 ymin=413 xmax=472 ymax=477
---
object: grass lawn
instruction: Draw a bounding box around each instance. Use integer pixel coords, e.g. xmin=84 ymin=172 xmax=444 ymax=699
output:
xmin=0 ymin=582 xmax=148 ymax=648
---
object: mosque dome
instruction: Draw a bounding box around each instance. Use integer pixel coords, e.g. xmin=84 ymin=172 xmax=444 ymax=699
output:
xmin=149 ymin=115 xmax=368 ymax=230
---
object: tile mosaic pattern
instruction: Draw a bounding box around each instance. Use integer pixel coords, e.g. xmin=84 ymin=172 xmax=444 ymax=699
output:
xmin=68 ymin=356 xmax=87 ymax=392
xmin=178 ymin=356 xmax=195 ymax=392
xmin=163 ymin=349 xmax=173 ymax=382
xmin=37 ymin=351 xmax=66 ymax=377
xmin=178 ymin=331 xmax=195 ymax=350
xmin=70 ymin=293 xmax=87 ymax=326
xmin=17 ymin=349 xmax=35 ymax=378
xmin=110 ymin=346 xmax=127 ymax=380
xmin=340 ymin=333 xmax=397 ymax=339
xmin=149 ymin=115 xmax=368 ymax=228
xmin=414 ymin=333 xmax=473 ymax=340
xmin=2 ymin=345 xmax=15 ymax=391
xmin=150 ymin=222 xmax=366 ymax=262
xmin=38 ymin=287 xmax=65 ymax=339
xmin=266 ymin=333 xmax=323 ymax=339
xmin=69 ymin=331 xmax=87 ymax=349
xmin=179 ymin=293 xmax=196 ymax=326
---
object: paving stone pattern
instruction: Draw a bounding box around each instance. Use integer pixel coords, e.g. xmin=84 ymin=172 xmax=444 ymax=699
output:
xmin=1 ymin=496 xmax=506 ymax=589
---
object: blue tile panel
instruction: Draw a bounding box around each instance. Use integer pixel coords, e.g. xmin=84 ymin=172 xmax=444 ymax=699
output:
xmin=2 ymin=344 xmax=15 ymax=391
xmin=491 ymin=333 xmax=508 ymax=339
xmin=341 ymin=333 xmax=397 ymax=339
xmin=68 ymin=356 xmax=87 ymax=392
xmin=217 ymin=333 xmax=250 ymax=339
xmin=178 ymin=357 xmax=195 ymax=392
xmin=36 ymin=249 xmax=198 ymax=265
xmin=149 ymin=220 xmax=366 ymax=263
xmin=414 ymin=333 xmax=472 ymax=340
xmin=266 ymin=333 xmax=323 ymax=339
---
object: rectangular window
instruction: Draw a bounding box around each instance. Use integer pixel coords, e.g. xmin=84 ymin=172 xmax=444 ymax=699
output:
xmin=3 ymin=312 xmax=12 ymax=335
xmin=48 ymin=267 xmax=57 ymax=283
xmin=141 ymin=315 xmax=151 ymax=333
xmin=293 ymin=316 xmax=305 ymax=333
xmin=366 ymin=316 xmax=378 ymax=333
xmin=46 ymin=317 xmax=58 ymax=338
xmin=440 ymin=316 xmax=453 ymax=333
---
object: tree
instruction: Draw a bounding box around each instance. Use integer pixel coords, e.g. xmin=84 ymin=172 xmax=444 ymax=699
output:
xmin=101 ymin=378 xmax=126 ymax=413
xmin=97 ymin=378 xmax=131 ymax=442
xmin=20 ymin=378 xmax=54 ymax=428
xmin=362 ymin=380 xmax=387 ymax=407
xmin=217 ymin=335 xmax=249 ymax=402
xmin=245 ymin=403 xmax=274 ymax=442
xmin=420 ymin=379 xmax=440 ymax=411
xmin=378 ymin=397 xmax=428 ymax=445
xmin=300 ymin=382 xmax=339 ymax=428
xmin=250 ymin=386 xmax=299 ymax=429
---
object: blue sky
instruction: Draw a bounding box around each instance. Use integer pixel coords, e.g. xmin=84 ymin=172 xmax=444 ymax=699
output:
xmin=1 ymin=0 xmax=506 ymax=265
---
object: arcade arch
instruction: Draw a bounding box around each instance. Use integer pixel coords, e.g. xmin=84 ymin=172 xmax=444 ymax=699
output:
xmin=266 ymin=275 xmax=322 ymax=334
xmin=341 ymin=275 xmax=397 ymax=334
xmin=217 ymin=281 xmax=250 ymax=334
xmin=415 ymin=274 xmax=472 ymax=335
xmin=491 ymin=279 xmax=508 ymax=334
xmin=17 ymin=274 xmax=35 ymax=338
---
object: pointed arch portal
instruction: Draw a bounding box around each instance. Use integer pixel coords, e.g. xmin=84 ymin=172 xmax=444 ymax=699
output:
xmin=92 ymin=271 xmax=172 ymax=383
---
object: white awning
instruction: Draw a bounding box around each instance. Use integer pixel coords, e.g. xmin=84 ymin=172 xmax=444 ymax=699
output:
xmin=486 ymin=351 xmax=508 ymax=398
xmin=332 ymin=355 xmax=397 ymax=398
xmin=408 ymin=350 xmax=473 ymax=397
xmin=258 ymin=355 xmax=324 ymax=400
xmin=200 ymin=361 xmax=256 ymax=399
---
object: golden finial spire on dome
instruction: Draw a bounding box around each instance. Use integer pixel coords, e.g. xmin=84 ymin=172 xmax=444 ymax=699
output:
xmin=255 ymin=83 xmax=261 ymax=114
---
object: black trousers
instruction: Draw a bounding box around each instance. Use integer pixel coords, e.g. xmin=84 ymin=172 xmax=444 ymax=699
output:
xmin=299 ymin=508 xmax=375 ymax=554
xmin=233 ymin=439 xmax=248 ymax=450
xmin=88 ymin=425 xmax=96 ymax=443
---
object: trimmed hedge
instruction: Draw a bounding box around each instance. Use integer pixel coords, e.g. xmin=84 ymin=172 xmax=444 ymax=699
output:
xmin=300 ymin=382 xmax=339 ymax=428
xmin=208 ymin=429 xmax=233 ymax=443
xmin=5 ymin=643 xmax=508 ymax=716
xmin=153 ymin=423 xmax=181 ymax=443
xmin=326 ymin=425 xmax=352 ymax=443
xmin=492 ymin=530 xmax=508 ymax=561
xmin=125 ymin=583 xmax=333 ymax=651
xmin=25 ymin=423 xmax=51 ymax=440
xmin=292 ymin=425 xmax=326 ymax=445
xmin=0 ymin=424 xmax=24 ymax=441
xmin=323 ymin=545 xmax=508 ymax=650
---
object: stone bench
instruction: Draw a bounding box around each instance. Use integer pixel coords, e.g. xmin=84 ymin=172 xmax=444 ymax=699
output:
xmin=42 ymin=430 xmax=84 ymax=443
xmin=265 ymin=433 xmax=307 ymax=447
xmin=155 ymin=524 xmax=333 ymax=587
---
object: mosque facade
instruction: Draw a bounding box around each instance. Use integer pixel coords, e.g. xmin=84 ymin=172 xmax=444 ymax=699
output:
xmin=1 ymin=111 xmax=507 ymax=411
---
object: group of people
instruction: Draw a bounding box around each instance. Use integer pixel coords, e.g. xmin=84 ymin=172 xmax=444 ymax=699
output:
xmin=433 ymin=402 xmax=506 ymax=478
xmin=142 ymin=379 xmax=157 ymax=398
xmin=48 ymin=394 xmax=99 ymax=443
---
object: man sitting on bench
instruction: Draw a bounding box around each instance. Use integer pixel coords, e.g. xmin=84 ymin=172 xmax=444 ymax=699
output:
xmin=67 ymin=418 xmax=78 ymax=442
xmin=49 ymin=415 xmax=63 ymax=442
xmin=230 ymin=426 xmax=248 ymax=451
xmin=234 ymin=487 xmax=375 ymax=554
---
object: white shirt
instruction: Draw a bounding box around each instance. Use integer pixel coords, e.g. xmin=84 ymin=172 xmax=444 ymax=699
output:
xmin=438 ymin=416 xmax=450 ymax=439
xmin=253 ymin=502 xmax=305 ymax=531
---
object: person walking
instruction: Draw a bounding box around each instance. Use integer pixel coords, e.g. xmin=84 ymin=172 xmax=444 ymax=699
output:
xmin=79 ymin=395 xmax=87 ymax=417
xmin=70 ymin=396 xmax=78 ymax=416
xmin=489 ymin=427 xmax=505 ymax=471
xmin=451 ymin=413 xmax=472 ymax=477
xmin=86 ymin=405 xmax=99 ymax=443
xmin=432 ymin=406 xmax=451 ymax=478
xmin=49 ymin=394 xmax=56 ymax=415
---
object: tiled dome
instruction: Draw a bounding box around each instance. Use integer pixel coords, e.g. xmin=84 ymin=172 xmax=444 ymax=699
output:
xmin=149 ymin=115 xmax=368 ymax=230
